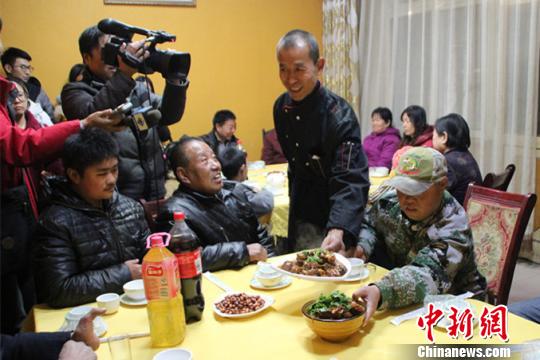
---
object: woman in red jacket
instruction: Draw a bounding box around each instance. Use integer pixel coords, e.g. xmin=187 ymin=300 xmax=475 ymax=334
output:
xmin=400 ymin=105 xmax=434 ymax=148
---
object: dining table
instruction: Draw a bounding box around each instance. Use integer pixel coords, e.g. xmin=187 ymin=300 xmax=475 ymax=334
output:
xmin=247 ymin=163 xmax=389 ymax=238
xmin=33 ymin=255 xmax=540 ymax=360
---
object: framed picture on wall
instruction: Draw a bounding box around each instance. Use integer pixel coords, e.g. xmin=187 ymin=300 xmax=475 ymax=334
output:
xmin=104 ymin=0 xmax=195 ymax=5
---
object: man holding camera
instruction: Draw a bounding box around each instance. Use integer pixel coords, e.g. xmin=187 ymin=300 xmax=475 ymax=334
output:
xmin=61 ymin=25 xmax=188 ymax=201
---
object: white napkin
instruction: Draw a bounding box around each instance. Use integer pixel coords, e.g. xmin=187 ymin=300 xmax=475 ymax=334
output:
xmin=390 ymin=291 xmax=474 ymax=326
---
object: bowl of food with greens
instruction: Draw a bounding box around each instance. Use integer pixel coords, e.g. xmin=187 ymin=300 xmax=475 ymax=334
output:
xmin=302 ymin=290 xmax=365 ymax=342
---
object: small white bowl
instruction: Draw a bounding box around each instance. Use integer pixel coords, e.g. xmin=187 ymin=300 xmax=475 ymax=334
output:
xmin=96 ymin=293 xmax=120 ymax=314
xmin=153 ymin=348 xmax=192 ymax=360
xmin=59 ymin=306 xmax=107 ymax=336
xmin=349 ymin=258 xmax=365 ymax=276
xmin=266 ymin=171 xmax=286 ymax=188
xmin=256 ymin=271 xmax=283 ymax=287
xmin=123 ymin=279 xmax=145 ymax=301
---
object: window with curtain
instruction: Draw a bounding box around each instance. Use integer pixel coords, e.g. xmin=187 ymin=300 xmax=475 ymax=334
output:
xmin=357 ymin=4 xmax=537 ymax=183
xmin=323 ymin=0 xmax=539 ymax=258
xmin=356 ymin=0 xmax=538 ymax=194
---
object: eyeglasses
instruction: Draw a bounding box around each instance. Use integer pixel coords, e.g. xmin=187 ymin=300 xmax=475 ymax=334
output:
xmin=14 ymin=64 xmax=34 ymax=72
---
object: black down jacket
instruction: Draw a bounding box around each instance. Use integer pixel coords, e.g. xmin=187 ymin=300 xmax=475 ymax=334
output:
xmin=159 ymin=182 xmax=276 ymax=272
xmin=61 ymin=69 xmax=188 ymax=201
xmin=273 ymin=82 xmax=370 ymax=251
xmin=34 ymin=178 xmax=150 ymax=308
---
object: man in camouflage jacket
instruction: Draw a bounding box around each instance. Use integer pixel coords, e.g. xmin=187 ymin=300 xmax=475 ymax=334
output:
xmin=353 ymin=147 xmax=486 ymax=324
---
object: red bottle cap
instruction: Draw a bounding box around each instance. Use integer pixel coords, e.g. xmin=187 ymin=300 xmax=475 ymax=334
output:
xmin=149 ymin=235 xmax=164 ymax=247
xmin=173 ymin=212 xmax=185 ymax=221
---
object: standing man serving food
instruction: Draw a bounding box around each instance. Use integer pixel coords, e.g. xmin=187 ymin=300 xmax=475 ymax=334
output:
xmin=273 ymin=29 xmax=369 ymax=252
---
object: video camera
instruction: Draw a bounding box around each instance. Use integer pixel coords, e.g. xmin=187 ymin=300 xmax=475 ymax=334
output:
xmin=114 ymin=101 xmax=162 ymax=133
xmin=97 ymin=18 xmax=190 ymax=79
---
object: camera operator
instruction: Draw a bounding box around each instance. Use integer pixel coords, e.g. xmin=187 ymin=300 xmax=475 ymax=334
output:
xmin=61 ymin=25 xmax=188 ymax=201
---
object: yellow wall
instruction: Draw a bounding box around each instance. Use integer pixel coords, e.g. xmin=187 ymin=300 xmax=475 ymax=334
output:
xmin=0 ymin=0 xmax=322 ymax=159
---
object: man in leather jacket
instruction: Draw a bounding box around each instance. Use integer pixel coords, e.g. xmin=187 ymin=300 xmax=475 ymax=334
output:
xmin=273 ymin=30 xmax=370 ymax=252
xmin=160 ymin=137 xmax=276 ymax=272
xmin=34 ymin=128 xmax=149 ymax=308
xmin=61 ymin=26 xmax=188 ymax=201
xmin=199 ymin=109 xmax=239 ymax=157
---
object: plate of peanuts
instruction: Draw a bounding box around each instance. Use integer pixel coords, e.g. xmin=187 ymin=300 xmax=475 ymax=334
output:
xmin=213 ymin=292 xmax=275 ymax=319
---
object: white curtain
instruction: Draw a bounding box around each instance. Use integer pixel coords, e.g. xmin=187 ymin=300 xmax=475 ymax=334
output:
xmin=356 ymin=0 xmax=539 ymax=230
xmin=357 ymin=0 xmax=539 ymax=193
xmin=318 ymin=0 xmax=540 ymax=259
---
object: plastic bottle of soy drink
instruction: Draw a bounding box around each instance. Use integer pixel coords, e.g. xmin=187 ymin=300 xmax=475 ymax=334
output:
xmin=168 ymin=212 xmax=205 ymax=323
xmin=142 ymin=233 xmax=186 ymax=347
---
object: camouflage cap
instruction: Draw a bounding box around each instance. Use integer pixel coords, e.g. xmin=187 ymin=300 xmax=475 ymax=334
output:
xmin=384 ymin=147 xmax=447 ymax=196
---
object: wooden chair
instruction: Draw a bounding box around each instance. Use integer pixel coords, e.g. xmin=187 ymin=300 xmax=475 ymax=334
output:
xmin=481 ymin=164 xmax=516 ymax=191
xmin=139 ymin=198 xmax=168 ymax=232
xmin=463 ymin=184 xmax=536 ymax=305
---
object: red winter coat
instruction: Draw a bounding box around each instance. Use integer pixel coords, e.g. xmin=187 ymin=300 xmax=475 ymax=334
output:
xmin=0 ymin=76 xmax=81 ymax=217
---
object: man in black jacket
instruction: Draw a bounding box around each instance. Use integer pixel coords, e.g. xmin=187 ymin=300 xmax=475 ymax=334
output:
xmin=61 ymin=25 xmax=188 ymax=201
xmin=160 ymin=137 xmax=275 ymax=272
xmin=199 ymin=109 xmax=239 ymax=156
xmin=34 ymin=128 xmax=150 ymax=308
xmin=274 ymin=30 xmax=370 ymax=253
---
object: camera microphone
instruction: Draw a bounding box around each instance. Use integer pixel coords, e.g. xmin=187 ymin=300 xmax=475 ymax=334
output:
xmin=98 ymin=18 xmax=150 ymax=39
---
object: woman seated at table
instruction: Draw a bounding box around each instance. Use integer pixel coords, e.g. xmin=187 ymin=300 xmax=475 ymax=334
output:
xmin=363 ymin=107 xmax=401 ymax=170
xmin=432 ymin=113 xmax=482 ymax=205
xmin=400 ymin=105 xmax=434 ymax=148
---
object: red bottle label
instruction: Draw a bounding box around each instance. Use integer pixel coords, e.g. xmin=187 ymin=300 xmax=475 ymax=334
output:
xmin=175 ymin=249 xmax=202 ymax=278
xmin=142 ymin=257 xmax=181 ymax=300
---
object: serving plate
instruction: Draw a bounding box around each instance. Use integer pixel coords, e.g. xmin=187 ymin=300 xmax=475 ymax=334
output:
xmin=271 ymin=252 xmax=351 ymax=282
xmin=212 ymin=292 xmax=274 ymax=319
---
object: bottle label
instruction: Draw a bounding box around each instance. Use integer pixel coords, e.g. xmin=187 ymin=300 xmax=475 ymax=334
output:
xmin=142 ymin=257 xmax=181 ymax=301
xmin=175 ymin=249 xmax=203 ymax=278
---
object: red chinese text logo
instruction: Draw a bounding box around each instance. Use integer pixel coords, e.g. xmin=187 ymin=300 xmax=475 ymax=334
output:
xmin=417 ymin=303 xmax=444 ymax=342
xmin=417 ymin=303 xmax=510 ymax=343
xmin=479 ymin=305 xmax=509 ymax=342
xmin=446 ymin=305 xmax=475 ymax=340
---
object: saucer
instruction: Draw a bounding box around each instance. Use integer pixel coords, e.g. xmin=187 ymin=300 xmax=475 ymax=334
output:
xmin=341 ymin=268 xmax=370 ymax=282
xmin=250 ymin=276 xmax=292 ymax=290
xmin=120 ymin=293 xmax=147 ymax=306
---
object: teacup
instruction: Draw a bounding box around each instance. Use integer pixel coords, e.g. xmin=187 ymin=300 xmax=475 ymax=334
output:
xmin=266 ymin=171 xmax=286 ymax=188
xmin=349 ymin=258 xmax=366 ymax=277
xmin=153 ymin=348 xmax=193 ymax=360
xmin=123 ymin=279 xmax=145 ymax=301
xmin=59 ymin=306 xmax=106 ymax=336
xmin=256 ymin=271 xmax=283 ymax=287
xmin=255 ymin=262 xmax=283 ymax=287
xmin=96 ymin=293 xmax=120 ymax=314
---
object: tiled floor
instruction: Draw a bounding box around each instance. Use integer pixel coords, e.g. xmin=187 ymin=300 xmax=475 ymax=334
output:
xmin=508 ymin=259 xmax=540 ymax=304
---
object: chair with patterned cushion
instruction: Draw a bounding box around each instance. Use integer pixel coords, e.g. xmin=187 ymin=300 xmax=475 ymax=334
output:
xmin=481 ymin=164 xmax=516 ymax=191
xmin=463 ymin=184 xmax=536 ymax=305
